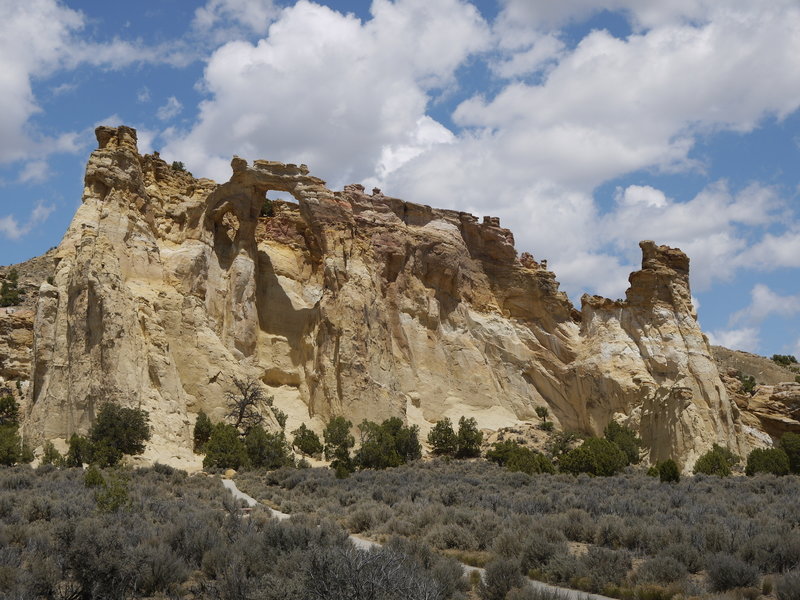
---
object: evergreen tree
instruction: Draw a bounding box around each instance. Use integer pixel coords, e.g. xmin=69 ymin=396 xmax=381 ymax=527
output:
xmin=245 ymin=425 xmax=293 ymax=470
xmin=0 ymin=425 xmax=21 ymax=466
xmin=0 ymin=269 xmax=21 ymax=307
xmin=323 ymin=416 xmax=354 ymax=460
xmin=693 ymin=444 xmax=738 ymax=477
xmin=271 ymin=407 xmax=288 ymax=430
xmin=354 ymin=417 xmax=421 ymax=470
xmin=427 ymin=418 xmax=458 ymax=456
xmin=323 ymin=417 xmax=355 ymax=477
xmin=65 ymin=433 xmax=93 ymax=467
xmin=603 ymin=421 xmax=642 ymax=465
xmin=0 ymin=395 xmax=19 ymax=427
xmin=745 ymin=448 xmax=790 ymax=476
xmin=292 ymin=423 xmax=323 ymax=456
xmin=84 ymin=464 xmax=105 ymax=487
xmin=486 ymin=440 xmax=555 ymax=475
xmin=193 ymin=411 xmax=213 ymax=453
xmin=559 ymin=437 xmax=627 ymax=476
xmin=455 ymin=416 xmax=482 ymax=458
xmin=355 ymin=419 xmax=401 ymax=469
xmin=0 ymin=396 xmax=27 ymax=466
xmin=658 ymin=459 xmax=680 ymax=483
xmin=779 ymin=432 xmax=800 ymax=474
xmin=89 ymin=402 xmax=151 ymax=467
xmin=41 ymin=440 xmax=63 ymax=466
xmin=203 ymin=423 xmax=249 ymax=470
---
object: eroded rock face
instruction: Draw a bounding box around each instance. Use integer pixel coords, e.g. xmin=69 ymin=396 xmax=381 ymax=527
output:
xmin=0 ymin=309 xmax=34 ymax=382
xmin=726 ymin=376 xmax=800 ymax=440
xmin=577 ymin=242 xmax=748 ymax=466
xmin=21 ymin=126 xmax=755 ymax=469
xmin=714 ymin=350 xmax=800 ymax=445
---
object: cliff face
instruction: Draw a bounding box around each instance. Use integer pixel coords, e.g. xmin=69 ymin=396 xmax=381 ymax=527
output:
xmin=19 ymin=126 xmax=755 ymax=468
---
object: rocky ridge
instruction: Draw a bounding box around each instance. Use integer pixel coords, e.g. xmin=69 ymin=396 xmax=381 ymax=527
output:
xmin=713 ymin=347 xmax=800 ymax=442
xmin=6 ymin=126 xmax=773 ymax=469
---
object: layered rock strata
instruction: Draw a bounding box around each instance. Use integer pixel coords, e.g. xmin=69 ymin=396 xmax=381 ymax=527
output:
xmin=20 ymin=126 xmax=755 ymax=468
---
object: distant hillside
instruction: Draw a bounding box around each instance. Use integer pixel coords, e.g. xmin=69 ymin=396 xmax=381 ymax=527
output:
xmin=712 ymin=345 xmax=798 ymax=385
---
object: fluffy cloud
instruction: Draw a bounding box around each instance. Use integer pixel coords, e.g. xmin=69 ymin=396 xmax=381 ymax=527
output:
xmin=375 ymin=1 xmax=800 ymax=297
xmin=599 ymin=182 xmax=785 ymax=290
xmin=164 ymin=0 xmax=490 ymax=184
xmin=8 ymin=0 xmax=799 ymax=305
xmin=17 ymin=160 xmax=49 ymax=184
xmin=706 ymin=327 xmax=760 ymax=353
xmin=732 ymin=284 xmax=800 ymax=325
xmin=740 ymin=230 xmax=800 ymax=270
xmin=452 ymin=2 xmax=800 ymax=191
xmin=0 ymin=0 xmax=192 ymax=166
xmin=711 ymin=284 xmax=800 ymax=354
xmin=193 ymin=0 xmax=279 ymax=40
xmin=0 ymin=1 xmax=83 ymax=162
xmin=0 ymin=201 xmax=54 ymax=240
xmin=157 ymin=97 xmax=184 ymax=121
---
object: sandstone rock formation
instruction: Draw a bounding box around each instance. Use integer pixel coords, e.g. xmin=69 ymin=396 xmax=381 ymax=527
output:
xmin=713 ymin=348 xmax=800 ymax=443
xmin=0 ymin=251 xmax=58 ymax=408
xmin=17 ymin=126 xmax=760 ymax=469
xmin=0 ymin=309 xmax=34 ymax=384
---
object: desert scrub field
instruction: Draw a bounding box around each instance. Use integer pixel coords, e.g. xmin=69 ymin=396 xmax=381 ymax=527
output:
xmin=0 ymin=464 xmax=468 ymax=599
xmin=236 ymin=460 xmax=800 ymax=599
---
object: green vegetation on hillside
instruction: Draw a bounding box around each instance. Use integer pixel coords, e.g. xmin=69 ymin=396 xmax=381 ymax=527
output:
xmin=647 ymin=459 xmax=680 ymax=483
xmin=736 ymin=372 xmax=757 ymax=395
xmin=202 ymin=422 xmax=248 ymax=469
xmin=771 ymin=354 xmax=798 ymax=367
xmin=0 ymin=268 xmax=22 ymax=307
xmin=428 ymin=417 xmax=458 ymax=456
xmin=780 ymin=432 xmax=800 ymax=474
xmin=559 ymin=437 xmax=627 ymax=476
xmin=486 ymin=440 xmax=555 ymax=475
xmin=603 ymin=421 xmax=642 ymax=465
xmin=323 ymin=415 xmax=355 ymax=477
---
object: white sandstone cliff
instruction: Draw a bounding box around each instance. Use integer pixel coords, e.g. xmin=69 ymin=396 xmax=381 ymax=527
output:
xmin=21 ymin=126 xmax=756 ymax=469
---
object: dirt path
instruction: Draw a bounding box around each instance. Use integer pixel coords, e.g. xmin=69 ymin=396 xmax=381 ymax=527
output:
xmin=221 ymin=478 xmax=611 ymax=600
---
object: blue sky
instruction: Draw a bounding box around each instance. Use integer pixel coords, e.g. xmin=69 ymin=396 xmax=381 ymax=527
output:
xmin=2 ymin=0 xmax=800 ymax=359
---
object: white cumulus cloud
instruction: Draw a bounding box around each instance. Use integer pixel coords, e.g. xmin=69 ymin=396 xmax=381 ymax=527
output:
xmin=18 ymin=160 xmax=49 ymax=184
xmin=193 ymin=0 xmax=279 ymax=41
xmin=0 ymin=201 xmax=55 ymax=240
xmin=706 ymin=327 xmax=760 ymax=353
xmin=0 ymin=0 xmax=195 ymax=167
xmin=164 ymin=0 xmax=490 ymax=184
xmin=732 ymin=285 xmax=800 ymax=325
xmin=157 ymin=97 xmax=183 ymax=122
